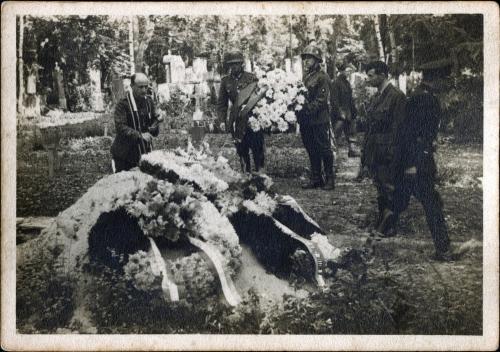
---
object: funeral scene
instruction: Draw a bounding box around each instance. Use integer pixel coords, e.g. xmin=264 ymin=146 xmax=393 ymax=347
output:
xmin=16 ymin=14 xmax=484 ymax=335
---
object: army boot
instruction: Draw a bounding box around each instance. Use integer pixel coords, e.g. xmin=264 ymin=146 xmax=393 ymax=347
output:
xmin=302 ymin=171 xmax=324 ymax=189
xmin=376 ymin=208 xmax=397 ymax=237
xmin=322 ymin=176 xmax=335 ymax=190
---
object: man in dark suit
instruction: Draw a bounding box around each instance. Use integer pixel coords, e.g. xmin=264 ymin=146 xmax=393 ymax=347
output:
xmin=396 ymin=60 xmax=453 ymax=261
xmin=111 ymin=72 xmax=160 ymax=172
xmin=330 ymin=63 xmax=359 ymax=157
xmin=364 ymin=61 xmax=407 ymax=236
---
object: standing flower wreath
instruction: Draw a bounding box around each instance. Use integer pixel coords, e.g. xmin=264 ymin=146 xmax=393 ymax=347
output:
xmin=248 ymin=67 xmax=307 ymax=133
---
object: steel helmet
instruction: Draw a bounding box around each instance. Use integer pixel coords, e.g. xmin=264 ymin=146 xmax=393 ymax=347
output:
xmin=224 ymin=51 xmax=244 ymax=64
xmin=301 ymin=45 xmax=323 ymax=63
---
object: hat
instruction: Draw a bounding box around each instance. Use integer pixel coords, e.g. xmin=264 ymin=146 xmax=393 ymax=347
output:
xmin=418 ymin=58 xmax=453 ymax=80
xmin=224 ymin=51 xmax=244 ymax=64
xmin=301 ymin=45 xmax=322 ymax=63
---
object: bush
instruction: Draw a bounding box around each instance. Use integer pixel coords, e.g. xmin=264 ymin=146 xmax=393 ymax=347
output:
xmin=85 ymin=261 xmax=264 ymax=334
xmin=157 ymin=88 xmax=194 ymax=130
xmin=439 ymin=73 xmax=483 ymax=142
xmin=17 ymin=244 xmax=76 ymax=332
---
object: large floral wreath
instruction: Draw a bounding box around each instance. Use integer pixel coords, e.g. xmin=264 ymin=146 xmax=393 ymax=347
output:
xmin=248 ymin=67 xmax=307 ymax=133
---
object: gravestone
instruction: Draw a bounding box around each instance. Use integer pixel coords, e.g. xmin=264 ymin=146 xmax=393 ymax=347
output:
xmin=53 ymin=63 xmax=67 ymax=110
xmin=398 ymin=72 xmax=407 ymax=95
xmin=292 ymin=55 xmax=303 ymax=80
xmin=89 ymin=67 xmax=105 ymax=112
xmin=285 ymin=58 xmax=292 ymax=73
xmin=157 ymin=83 xmax=171 ymax=103
xmin=24 ymin=63 xmax=41 ymax=118
xmin=163 ymin=54 xmax=186 ymax=83
xmin=192 ymin=57 xmax=208 ymax=81
xmin=244 ymin=58 xmax=252 ymax=73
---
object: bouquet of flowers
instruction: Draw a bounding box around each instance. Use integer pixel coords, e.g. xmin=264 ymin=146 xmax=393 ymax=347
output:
xmin=248 ymin=67 xmax=307 ymax=133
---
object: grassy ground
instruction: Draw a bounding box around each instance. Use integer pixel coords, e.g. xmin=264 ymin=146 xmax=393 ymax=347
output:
xmin=16 ymin=123 xmax=483 ymax=334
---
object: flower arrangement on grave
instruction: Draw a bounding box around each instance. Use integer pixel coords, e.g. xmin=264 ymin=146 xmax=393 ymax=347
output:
xmin=157 ymin=87 xmax=193 ymax=130
xmin=248 ymin=67 xmax=307 ymax=133
xmin=17 ymin=141 xmax=356 ymax=332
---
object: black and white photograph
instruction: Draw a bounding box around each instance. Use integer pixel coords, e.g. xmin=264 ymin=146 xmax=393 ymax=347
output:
xmin=1 ymin=1 xmax=498 ymax=351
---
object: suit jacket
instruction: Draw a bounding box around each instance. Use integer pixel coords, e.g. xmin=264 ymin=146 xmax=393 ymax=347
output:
xmin=400 ymin=84 xmax=441 ymax=175
xmin=330 ymin=74 xmax=357 ymax=123
xmin=111 ymin=95 xmax=160 ymax=165
xmin=364 ymin=83 xmax=407 ymax=170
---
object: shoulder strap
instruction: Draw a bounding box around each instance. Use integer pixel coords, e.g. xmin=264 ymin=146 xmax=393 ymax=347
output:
xmin=236 ymin=81 xmax=258 ymax=108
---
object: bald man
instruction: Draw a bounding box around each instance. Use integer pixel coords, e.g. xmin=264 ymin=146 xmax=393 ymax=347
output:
xmin=111 ymin=73 xmax=160 ymax=172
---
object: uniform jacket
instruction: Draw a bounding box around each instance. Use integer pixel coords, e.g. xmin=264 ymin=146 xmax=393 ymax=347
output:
xmin=216 ymin=71 xmax=258 ymax=138
xmin=400 ymin=84 xmax=441 ymax=175
xmin=298 ymin=68 xmax=331 ymax=126
xmin=330 ymin=74 xmax=357 ymax=123
xmin=363 ymin=83 xmax=406 ymax=170
xmin=111 ymin=95 xmax=160 ymax=165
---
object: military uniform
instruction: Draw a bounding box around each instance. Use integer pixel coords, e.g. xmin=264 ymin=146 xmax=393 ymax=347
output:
xmin=111 ymin=95 xmax=160 ymax=172
xmin=330 ymin=73 xmax=358 ymax=155
xmin=298 ymin=67 xmax=335 ymax=186
xmin=364 ymin=83 xmax=406 ymax=232
xmin=216 ymin=70 xmax=265 ymax=172
xmin=395 ymin=83 xmax=450 ymax=255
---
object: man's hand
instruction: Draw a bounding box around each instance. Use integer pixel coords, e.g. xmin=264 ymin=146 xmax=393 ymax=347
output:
xmin=219 ymin=122 xmax=225 ymax=132
xmin=142 ymin=132 xmax=153 ymax=144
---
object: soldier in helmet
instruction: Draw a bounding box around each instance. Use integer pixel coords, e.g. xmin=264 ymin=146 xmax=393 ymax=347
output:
xmin=216 ymin=51 xmax=265 ymax=173
xmin=395 ymin=59 xmax=453 ymax=261
xmin=297 ymin=45 xmax=336 ymax=190
xmin=363 ymin=61 xmax=406 ymax=236
xmin=330 ymin=62 xmax=360 ymax=157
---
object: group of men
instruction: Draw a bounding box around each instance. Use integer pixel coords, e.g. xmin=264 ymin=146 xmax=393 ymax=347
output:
xmin=362 ymin=60 xmax=452 ymax=261
xmin=110 ymin=46 xmax=452 ymax=261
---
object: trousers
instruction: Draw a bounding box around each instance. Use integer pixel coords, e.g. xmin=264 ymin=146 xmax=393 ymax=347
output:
xmin=333 ymin=119 xmax=356 ymax=143
xmin=300 ymin=123 xmax=335 ymax=182
xmin=235 ymin=128 xmax=265 ymax=173
xmin=396 ymin=167 xmax=450 ymax=254
xmin=113 ymin=157 xmax=137 ymax=172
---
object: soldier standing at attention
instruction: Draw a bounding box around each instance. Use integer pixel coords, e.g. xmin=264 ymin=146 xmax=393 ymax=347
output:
xmin=396 ymin=60 xmax=453 ymax=261
xmin=111 ymin=72 xmax=160 ymax=172
xmin=330 ymin=63 xmax=360 ymax=158
xmin=298 ymin=45 xmax=336 ymax=190
xmin=217 ymin=51 xmax=265 ymax=174
xmin=364 ymin=61 xmax=407 ymax=236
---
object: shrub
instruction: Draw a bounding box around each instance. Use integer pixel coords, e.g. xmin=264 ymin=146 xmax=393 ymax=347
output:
xmin=439 ymin=73 xmax=483 ymax=142
xmin=17 ymin=244 xmax=76 ymax=332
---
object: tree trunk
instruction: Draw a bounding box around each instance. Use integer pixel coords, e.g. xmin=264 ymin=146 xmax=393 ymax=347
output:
xmin=128 ymin=16 xmax=135 ymax=75
xmin=388 ymin=16 xmax=398 ymax=64
xmin=134 ymin=16 xmax=156 ymax=74
xmin=373 ymin=15 xmax=385 ymax=61
xmin=18 ymin=15 xmax=25 ymax=115
xmin=327 ymin=29 xmax=337 ymax=79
